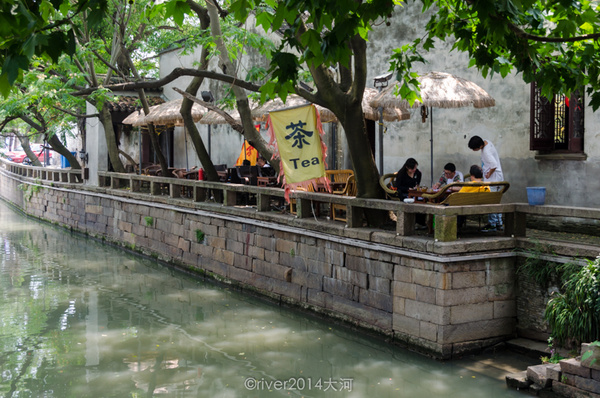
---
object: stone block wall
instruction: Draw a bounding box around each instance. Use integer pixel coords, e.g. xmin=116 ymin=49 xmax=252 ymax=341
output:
xmin=0 ymin=172 xmax=519 ymax=359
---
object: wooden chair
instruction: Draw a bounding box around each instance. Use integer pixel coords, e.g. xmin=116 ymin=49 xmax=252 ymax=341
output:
xmin=236 ymin=165 xmax=258 ymax=185
xmin=326 ymin=169 xmax=354 ymax=191
xmin=289 ymin=183 xmax=316 ymax=215
xmin=330 ymin=175 xmax=357 ymax=222
xmin=379 ymin=172 xmax=400 ymax=200
xmin=421 ymin=181 xmax=510 ymax=205
xmin=142 ymin=164 xmax=161 ymax=176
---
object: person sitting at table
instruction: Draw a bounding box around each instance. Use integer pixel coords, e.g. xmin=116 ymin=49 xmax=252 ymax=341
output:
xmin=394 ymin=158 xmax=426 ymax=229
xmin=432 ymin=162 xmax=464 ymax=190
xmin=454 ymin=165 xmax=490 ymax=229
xmin=257 ymin=156 xmax=275 ymax=177
xmin=394 ymin=158 xmax=421 ymax=200
xmin=459 ymin=165 xmax=491 ymax=193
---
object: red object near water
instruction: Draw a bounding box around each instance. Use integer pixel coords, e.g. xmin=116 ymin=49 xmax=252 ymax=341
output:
xmin=198 ymin=168 xmax=204 ymax=180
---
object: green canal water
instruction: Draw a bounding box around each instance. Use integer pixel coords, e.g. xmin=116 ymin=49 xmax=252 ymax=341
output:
xmin=0 ymin=200 xmax=533 ymax=397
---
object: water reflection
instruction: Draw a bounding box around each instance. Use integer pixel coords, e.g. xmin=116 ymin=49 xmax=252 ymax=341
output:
xmin=0 ymin=201 xmax=528 ymax=397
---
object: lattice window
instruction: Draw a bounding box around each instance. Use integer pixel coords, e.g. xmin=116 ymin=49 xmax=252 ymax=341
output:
xmin=530 ymin=82 xmax=584 ymax=152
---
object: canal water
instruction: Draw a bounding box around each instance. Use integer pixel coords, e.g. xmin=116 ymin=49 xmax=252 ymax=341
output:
xmin=0 ymin=200 xmax=533 ymax=397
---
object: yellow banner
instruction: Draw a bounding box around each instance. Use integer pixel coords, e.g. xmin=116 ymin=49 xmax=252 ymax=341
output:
xmin=269 ymin=104 xmax=326 ymax=184
xmin=235 ymin=140 xmax=258 ymax=166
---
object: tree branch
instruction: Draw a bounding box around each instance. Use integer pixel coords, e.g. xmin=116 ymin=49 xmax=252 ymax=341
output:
xmin=173 ymin=88 xmax=244 ymax=134
xmin=70 ymin=68 xmax=262 ymax=96
xmin=50 ymin=105 xmax=99 ymax=118
xmin=506 ymin=21 xmax=600 ymax=43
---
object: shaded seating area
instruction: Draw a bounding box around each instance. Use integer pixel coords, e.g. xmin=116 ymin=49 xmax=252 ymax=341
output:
xmin=421 ymin=181 xmax=510 ymax=205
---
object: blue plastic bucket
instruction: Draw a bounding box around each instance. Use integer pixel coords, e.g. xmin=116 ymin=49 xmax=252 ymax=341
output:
xmin=526 ymin=187 xmax=546 ymax=205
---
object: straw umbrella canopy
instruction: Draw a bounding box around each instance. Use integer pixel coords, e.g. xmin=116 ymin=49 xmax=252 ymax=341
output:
xmin=251 ymin=94 xmax=338 ymax=123
xmin=122 ymin=107 xmax=155 ymax=126
xmin=251 ymin=91 xmax=409 ymax=123
xmin=144 ymin=98 xmax=206 ymax=125
xmin=369 ymin=71 xmax=496 ymax=184
xmin=199 ymin=108 xmax=241 ymax=124
xmin=370 ymin=71 xmax=496 ymax=110
xmin=362 ymin=88 xmax=410 ymax=122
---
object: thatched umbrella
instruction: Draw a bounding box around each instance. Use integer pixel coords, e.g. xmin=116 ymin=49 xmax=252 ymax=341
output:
xmin=144 ymin=99 xmax=206 ymax=125
xmin=199 ymin=108 xmax=240 ymax=124
xmin=369 ymin=71 xmax=496 ymax=184
xmin=362 ymin=87 xmax=411 ymax=122
xmin=251 ymin=94 xmax=338 ymax=123
xmin=122 ymin=108 xmax=154 ymax=126
xmin=370 ymin=71 xmax=496 ymax=109
xmin=251 ymin=91 xmax=410 ymax=123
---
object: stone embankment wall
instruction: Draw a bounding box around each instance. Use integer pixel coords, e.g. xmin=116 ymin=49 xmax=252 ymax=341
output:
xmin=0 ymin=170 xmax=519 ymax=359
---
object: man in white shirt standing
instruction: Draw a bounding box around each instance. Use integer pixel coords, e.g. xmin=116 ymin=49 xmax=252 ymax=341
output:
xmin=468 ymin=135 xmax=504 ymax=232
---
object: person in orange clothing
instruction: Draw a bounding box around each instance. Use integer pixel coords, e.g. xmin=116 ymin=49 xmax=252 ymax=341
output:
xmin=456 ymin=165 xmax=490 ymax=229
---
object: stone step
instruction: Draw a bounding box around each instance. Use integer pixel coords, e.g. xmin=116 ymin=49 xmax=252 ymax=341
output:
xmin=506 ymin=338 xmax=572 ymax=360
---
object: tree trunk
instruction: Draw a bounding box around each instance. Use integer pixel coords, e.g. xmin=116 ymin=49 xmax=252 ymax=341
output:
xmin=16 ymin=134 xmax=43 ymax=167
xmin=98 ymin=104 xmax=126 ymax=173
xmin=181 ymin=76 xmax=218 ymax=181
xmin=147 ymin=123 xmax=169 ymax=175
xmin=205 ymin=1 xmax=274 ymax=166
xmin=47 ymin=134 xmax=81 ymax=169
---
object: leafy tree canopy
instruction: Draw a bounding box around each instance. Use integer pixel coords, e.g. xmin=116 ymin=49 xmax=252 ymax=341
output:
xmin=420 ymin=0 xmax=600 ymax=109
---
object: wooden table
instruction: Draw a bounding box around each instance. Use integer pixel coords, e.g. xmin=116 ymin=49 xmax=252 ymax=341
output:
xmin=257 ymin=176 xmax=277 ymax=187
xmin=408 ymin=188 xmax=432 ymax=202
xmin=315 ymin=181 xmax=345 ymax=193
xmin=408 ymin=188 xmax=449 ymax=203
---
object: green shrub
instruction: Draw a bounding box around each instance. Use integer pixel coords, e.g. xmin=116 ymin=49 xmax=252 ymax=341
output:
xmin=517 ymin=240 xmax=578 ymax=288
xmin=544 ymin=257 xmax=600 ymax=347
xmin=144 ymin=216 xmax=153 ymax=227
xmin=195 ymin=229 xmax=205 ymax=243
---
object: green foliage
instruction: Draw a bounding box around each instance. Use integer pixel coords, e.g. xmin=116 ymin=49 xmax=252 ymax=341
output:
xmin=582 ymin=341 xmax=600 ymax=365
xmin=0 ymin=0 xmax=107 ymax=95
xmin=422 ymin=0 xmax=600 ymax=109
xmin=230 ymin=0 xmax=397 ymax=97
xmin=540 ymin=337 xmax=565 ymax=364
xmin=144 ymin=216 xmax=154 ymax=227
xmin=544 ymin=257 xmax=600 ymax=347
xmin=517 ymin=240 xmax=579 ymax=289
xmin=18 ymin=183 xmax=42 ymax=202
xmin=195 ymin=229 xmax=205 ymax=243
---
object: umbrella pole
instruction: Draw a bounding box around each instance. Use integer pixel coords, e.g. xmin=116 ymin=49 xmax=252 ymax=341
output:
xmin=378 ymin=107 xmax=384 ymax=175
xmin=208 ymin=125 xmax=211 ymax=157
xmin=184 ymin=126 xmax=189 ymax=171
xmin=430 ymin=106 xmax=433 ymax=186
xmin=138 ymin=129 xmax=142 ymax=175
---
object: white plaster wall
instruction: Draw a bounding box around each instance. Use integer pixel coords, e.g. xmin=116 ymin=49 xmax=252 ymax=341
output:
xmin=85 ymin=102 xmax=108 ymax=186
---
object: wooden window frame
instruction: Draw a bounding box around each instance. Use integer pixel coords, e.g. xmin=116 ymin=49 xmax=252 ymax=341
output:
xmin=530 ymin=82 xmax=584 ymax=153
